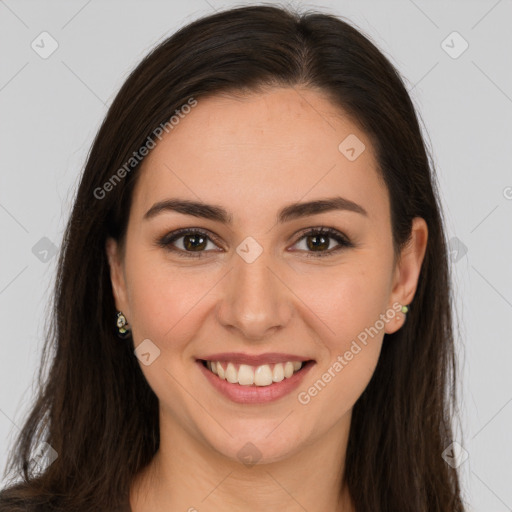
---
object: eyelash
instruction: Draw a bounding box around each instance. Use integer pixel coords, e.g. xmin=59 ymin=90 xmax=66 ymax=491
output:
xmin=157 ymin=226 xmax=354 ymax=259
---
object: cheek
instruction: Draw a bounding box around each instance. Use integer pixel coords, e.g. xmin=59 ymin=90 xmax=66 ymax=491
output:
xmin=123 ymin=249 xmax=210 ymax=344
xmin=290 ymin=262 xmax=390 ymax=408
xmin=290 ymin=259 xmax=392 ymax=346
xmin=296 ymin=340 xmax=382 ymax=430
xmin=293 ymin=268 xmax=389 ymax=417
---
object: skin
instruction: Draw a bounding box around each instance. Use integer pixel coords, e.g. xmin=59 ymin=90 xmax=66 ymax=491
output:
xmin=106 ymin=86 xmax=428 ymax=512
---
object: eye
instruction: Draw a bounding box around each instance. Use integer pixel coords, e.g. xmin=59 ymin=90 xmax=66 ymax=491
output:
xmin=157 ymin=226 xmax=354 ymax=259
xmin=289 ymin=227 xmax=354 ymax=257
xmin=157 ymin=228 xmax=221 ymax=258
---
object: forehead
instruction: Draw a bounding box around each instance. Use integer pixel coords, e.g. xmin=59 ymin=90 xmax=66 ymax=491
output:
xmin=131 ymin=87 xmax=388 ymax=226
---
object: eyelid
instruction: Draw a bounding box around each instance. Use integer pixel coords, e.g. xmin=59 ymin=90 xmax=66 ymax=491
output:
xmin=292 ymin=226 xmax=350 ymax=243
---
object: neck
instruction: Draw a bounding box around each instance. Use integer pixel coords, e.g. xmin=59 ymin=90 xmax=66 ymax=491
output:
xmin=130 ymin=410 xmax=355 ymax=512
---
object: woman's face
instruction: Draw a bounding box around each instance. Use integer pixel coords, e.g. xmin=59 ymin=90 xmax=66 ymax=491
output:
xmin=107 ymin=86 xmax=427 ymax=464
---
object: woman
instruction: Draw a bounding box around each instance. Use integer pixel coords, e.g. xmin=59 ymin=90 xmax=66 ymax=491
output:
xmin=0 ymin=5 xmax=465 ymax=511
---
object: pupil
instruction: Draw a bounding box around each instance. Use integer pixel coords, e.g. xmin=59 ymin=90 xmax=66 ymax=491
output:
xmin=184 ymin=234 xmax=206 ymax=251
xmin=307 ymin=235 xmax=328 ymax=251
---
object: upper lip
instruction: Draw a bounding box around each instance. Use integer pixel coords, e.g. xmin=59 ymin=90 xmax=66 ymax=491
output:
xmin=197 ymin=352 xmax=314 ymax=366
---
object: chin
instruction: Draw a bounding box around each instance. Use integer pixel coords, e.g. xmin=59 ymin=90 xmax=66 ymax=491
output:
xmin=203 ymin=426 xmax=305 ymax=467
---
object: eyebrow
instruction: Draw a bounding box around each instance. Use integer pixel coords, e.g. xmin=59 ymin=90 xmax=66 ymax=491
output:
xmin=143 ymin=196 xmax=368 ymax=224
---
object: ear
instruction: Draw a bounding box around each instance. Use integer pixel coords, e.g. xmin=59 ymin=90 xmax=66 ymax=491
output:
xmin=385 ymin=217 xmax=428 ymax=334
xmin=106 ymin=237 xmax=129 ymax=315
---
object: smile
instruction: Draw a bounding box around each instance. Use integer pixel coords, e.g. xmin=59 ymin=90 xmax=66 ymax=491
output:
xmin=202 ymin=360 xmax=304 ymax=387
xmin=197 ymin=358 xmax=315 ymax=404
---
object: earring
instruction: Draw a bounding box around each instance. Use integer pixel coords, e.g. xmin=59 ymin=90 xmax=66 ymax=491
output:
xmin=399 ymin=304 xmax=409 ymax=322
xmin=116 ymin=311 xmax=131 ymax=339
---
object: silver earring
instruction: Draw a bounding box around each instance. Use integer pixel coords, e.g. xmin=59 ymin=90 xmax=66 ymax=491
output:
xmin=116 ymin=311 xmax=131 ymax=339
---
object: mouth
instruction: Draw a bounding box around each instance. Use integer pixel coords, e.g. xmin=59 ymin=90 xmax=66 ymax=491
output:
xmin=198 ymin=359 xmax=313 ymax=387
xmin=196 ymin=357 xmax=315 ymax=404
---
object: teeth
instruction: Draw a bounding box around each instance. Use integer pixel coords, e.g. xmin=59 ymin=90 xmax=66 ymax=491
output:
xmin=272 ymin=363 xmax=284 ymax=383
xmin=284 ymin=361 xmax=294 ymax=378
xmin=254 ymin=364 xmax=273 ymax=386
xmin=225 ymin=362 xmax=238 ymax=384
xmin=205 ymin=360 xmax=304 ymax=387
xmin=238 ymin=364 xmax=254 ymax=385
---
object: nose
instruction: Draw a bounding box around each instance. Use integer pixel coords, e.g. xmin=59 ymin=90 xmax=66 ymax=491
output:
xmin=216 ymin=248 xmax=293 ymax=341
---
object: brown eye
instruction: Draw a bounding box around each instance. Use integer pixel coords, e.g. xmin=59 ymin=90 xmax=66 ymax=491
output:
xmin=182 ymin=233 xmax=208 ymax=251
xmin=158 ymin=226 xmax=353 ymax=259
xmin=158 ymin=228 xmax=221 ymax=257
xmin=305 ymin=233 xmax=330 ymax=251
xmin=290 ymin=227 xmax=353 ymax=257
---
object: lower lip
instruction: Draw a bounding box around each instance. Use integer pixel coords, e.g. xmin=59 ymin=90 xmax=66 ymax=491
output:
xmin=197 ymin=360 xmax=315 ymax=404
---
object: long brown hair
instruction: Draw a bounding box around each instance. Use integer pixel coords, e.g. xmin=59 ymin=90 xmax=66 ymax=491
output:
xmin=0 ymin=5 xmax=465 ymax=511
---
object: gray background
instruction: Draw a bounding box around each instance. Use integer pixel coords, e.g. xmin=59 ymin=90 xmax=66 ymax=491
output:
xmin=1 ymin=0 xmax=511 ymax=510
